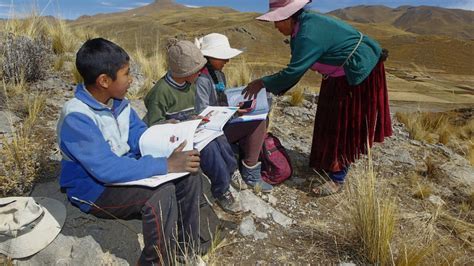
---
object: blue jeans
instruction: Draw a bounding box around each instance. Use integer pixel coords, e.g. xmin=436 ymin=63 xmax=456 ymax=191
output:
xmin=329 ymin=166 xmax=349 ymax=184
xmin=199 ymin=135 xmax=237 ymax=198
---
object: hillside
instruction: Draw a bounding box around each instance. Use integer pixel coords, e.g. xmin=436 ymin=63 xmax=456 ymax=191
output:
xmin=1 ymin=3 xmax=473 ymax=265
xmin=329 ymin=5 xmax=474 ymax=40
xmin=69 ymin=2 xmax=474 ymax=77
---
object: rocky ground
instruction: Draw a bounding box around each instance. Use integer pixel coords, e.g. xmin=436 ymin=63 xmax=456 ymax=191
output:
xmin=1 ymin=70 xmax=473 ymax=265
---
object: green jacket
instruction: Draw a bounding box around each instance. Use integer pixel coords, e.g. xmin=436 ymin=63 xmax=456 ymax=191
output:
xmin=143 ymin=75 xmax=196 ymax=126
xmin=262 ymin=10 xmax=382 ymax=94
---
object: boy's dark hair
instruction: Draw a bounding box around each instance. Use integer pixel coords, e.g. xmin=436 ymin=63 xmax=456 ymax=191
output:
xmin=75 ymin=38 xmax=130 ymax=85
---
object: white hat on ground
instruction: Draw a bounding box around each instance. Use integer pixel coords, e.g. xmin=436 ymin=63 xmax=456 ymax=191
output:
xmin=195 ymin=33 xmax=243 ymax=60
xmin=0 ymin=197 xmax=66 ymax=259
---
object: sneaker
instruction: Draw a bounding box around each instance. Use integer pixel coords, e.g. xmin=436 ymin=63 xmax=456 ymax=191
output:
xmin=230 ymin=171 xmax=248 ymax=191
xmin=216 ymin=190 xmax=242 ymax=214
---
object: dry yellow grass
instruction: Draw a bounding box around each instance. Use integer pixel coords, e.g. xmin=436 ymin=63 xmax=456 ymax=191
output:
xmin=413 ymin=183 xmax=433 ymax=199
xmin=4 ymin=12 xmax=48 ymax=39
xmin=53 ymin=54 xmax=66 ymax=72
xmin=225 ymin=56 xmax=252 ymax=88
xmin=71 ymin=65 xmax=83 ymax=84
xmin=289 ymin=86 xmax=305 ymax=106
xmin=397 ymin=110 xmax=474 ymax=166
xmin=395 ymin=242 xmax=438 ymax=266
xmin=47 ymin=20 xmax=77 ymax=55
xmin=0 ymin=91 xmax=47 ymax=196
xmin=3 ymin=77 xmax=28 ymax=96
xmin=346 ymin=148 xmax=397 ymax=265
xmin=128 ymin=44 xmax=167 ymax=99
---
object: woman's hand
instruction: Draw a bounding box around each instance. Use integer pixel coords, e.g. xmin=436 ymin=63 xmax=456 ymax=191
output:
xmin=242 ymin=79 xmax=264 ymax=99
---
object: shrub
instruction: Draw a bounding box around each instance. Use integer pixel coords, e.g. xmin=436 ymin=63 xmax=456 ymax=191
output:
xmin=1 ymin=33 xmax=52 ymax=83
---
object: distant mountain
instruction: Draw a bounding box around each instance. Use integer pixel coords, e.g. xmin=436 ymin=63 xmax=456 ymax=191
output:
xmin=69 ymin=2 xmax=474 ymax=75
xmin=328 ymin=5 xmax=474 ymax=39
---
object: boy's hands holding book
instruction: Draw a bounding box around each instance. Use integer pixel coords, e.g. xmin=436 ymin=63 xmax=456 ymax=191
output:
xmin=167 ymin=141 xmax=200 ymax=173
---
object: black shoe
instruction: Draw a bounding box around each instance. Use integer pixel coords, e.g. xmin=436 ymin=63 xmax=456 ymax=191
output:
xmin=216 ymin=190 xmax=242 ymax=214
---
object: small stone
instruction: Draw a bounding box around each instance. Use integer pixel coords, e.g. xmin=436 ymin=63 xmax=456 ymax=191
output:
xmin=253 ymin=231 xmax=268 ymax=240
xmin=267 ymin=195 xmax=278 ymax=206
xmin=239 ymin=216 xmax=256 ymax=236
xmin=339 ymin=263 xmax=356 ymax=266
xmin=428 ymin=195 xmax=445 ymax=207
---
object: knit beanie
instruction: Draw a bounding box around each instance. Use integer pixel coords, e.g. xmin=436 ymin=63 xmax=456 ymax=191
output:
xmin=167 ymin=38 xmax=207 ymax=78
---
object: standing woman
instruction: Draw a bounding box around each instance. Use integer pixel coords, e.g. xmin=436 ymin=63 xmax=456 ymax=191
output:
xmin=243 ymin=0 xmax=392 ymax=196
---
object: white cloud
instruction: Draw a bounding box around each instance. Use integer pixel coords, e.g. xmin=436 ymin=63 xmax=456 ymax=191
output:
xmin=0 ymin=3 xmax=12 ymax=8
xmin=134 ymin=2 xmax=150 ymax=7
xmin=185 ymin=5 xmax=201 ymax=8
xmin=115 ymin=6 xmax=134 ymax=10
xmin=448 ymin=0 xmax=474 ymax=10
xmin=100 ymin=1 xmax=114 ymax=7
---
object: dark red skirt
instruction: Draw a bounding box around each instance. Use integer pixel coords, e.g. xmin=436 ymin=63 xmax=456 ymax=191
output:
xmin=309 ymin=60 xmax=392 ymax=172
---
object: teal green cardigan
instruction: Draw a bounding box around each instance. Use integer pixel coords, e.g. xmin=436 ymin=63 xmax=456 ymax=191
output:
xmin=262 ymin=10 xmax=382 ymax=94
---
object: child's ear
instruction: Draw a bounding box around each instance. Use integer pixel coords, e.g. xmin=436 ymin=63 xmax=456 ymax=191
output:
xmin=97 ymin=74 xmax=111 ymax=88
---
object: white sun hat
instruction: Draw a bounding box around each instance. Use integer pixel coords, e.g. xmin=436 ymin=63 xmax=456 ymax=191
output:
xmin=195 ymin=33 xmax=243 ymax=60
xmin=0 ymin=197 xmax=66 ymax=259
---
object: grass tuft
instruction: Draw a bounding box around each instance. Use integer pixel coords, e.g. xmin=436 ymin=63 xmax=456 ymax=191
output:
xmin=128 ymin=44 xmax=167 ymax=99
xmin=0 ymin=89 xmax=48 ymax=196
xmin=346 ymin=147 xmax=397 ymax=265
xmin=225 ymin=56 xmax=252 ymax=88
xmin=290 ymin=86 xmax=305 ymax=106
xmin=413 ymin=183 xmax=433 ymax=199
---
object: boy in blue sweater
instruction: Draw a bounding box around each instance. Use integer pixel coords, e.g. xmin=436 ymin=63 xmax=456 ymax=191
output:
xmin=57 ymin=38 xmax=201 ymax=265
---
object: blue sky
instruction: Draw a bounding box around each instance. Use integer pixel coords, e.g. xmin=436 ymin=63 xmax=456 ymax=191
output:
xmin=0 ymin=0 xmax=472 ymax=19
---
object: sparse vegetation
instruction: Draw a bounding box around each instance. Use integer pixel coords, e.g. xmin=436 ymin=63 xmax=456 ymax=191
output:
xmin=290 ymin=86 xmax=305 ymax=106
xmin=47 ymin=20 xmax=77 ymax=55
xmin=397 ymin=110 xmax=474 ymax=165
xmin=128 ymin=45 xmax=167 ymax=99
xmin=0 ymin=91 xmax=48 ymax=196
xmin=345 ymin=151 xmax=396 ymax=265
xmin=225 ymin=56 xmax=252 ymax=88
xmin=1 ymin=33 xmax=52 ymax=83
xmin=413 ymin=182 xmax=433 ymax=199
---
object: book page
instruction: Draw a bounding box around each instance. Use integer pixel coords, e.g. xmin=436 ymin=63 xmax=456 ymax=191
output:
xmin=194 ymin=128 xmax=223 ymax=151
xmin=225 ymin=86 xmax=269 ymax=123
xmin=139 ymin=120 xmax=201 ymax=158
xmin=198 ymin=106 xmax=238 ymax=131
xmin=110 ymin=120 xmax=201 ymax=187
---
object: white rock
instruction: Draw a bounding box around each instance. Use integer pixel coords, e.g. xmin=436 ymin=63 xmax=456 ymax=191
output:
xmin=239 ymin=216 xmax=256 ymax=236
xmin=0 ymin=110 xmax=20 ymax=134
xmin=267 ymin=194 xmax=278 ymax=206
xmin=428 ymin=195 xmax=445 ymax=207
xmin=237 ymin=190 xmax=294 ymax=227
xmin=254 ymin=231 xmax=268 ymax=240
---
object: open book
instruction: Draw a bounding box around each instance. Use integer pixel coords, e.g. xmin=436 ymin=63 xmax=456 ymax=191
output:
xmin=225 ymin=86 xmax=269 ymax=123
xmin=194 ymin=106 xmax=238 ymax=151
xmin=110 ymin=119 xmax=201 ymax=187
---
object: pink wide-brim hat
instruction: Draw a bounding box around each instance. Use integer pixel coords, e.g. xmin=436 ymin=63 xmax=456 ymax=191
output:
xmin=257 ymin=0 xmax=310 ymax=22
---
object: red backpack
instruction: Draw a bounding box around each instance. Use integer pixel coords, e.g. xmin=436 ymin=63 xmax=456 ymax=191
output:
xmin=260 ymin=133 xmax=293 ymax=185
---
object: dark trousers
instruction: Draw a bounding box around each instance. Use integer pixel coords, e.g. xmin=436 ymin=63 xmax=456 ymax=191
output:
xmin=224 ymin=120 xmax=266 ymax=166
xmin=90 ymin=174 xmax=201 ymax=265
xmin=199 ymin=135 xmax=237 ymax=198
